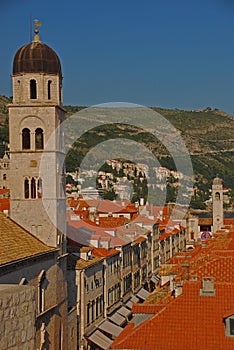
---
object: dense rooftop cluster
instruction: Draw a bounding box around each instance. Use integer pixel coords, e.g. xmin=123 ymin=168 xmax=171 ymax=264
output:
xmin=111 ymin=225 xmax=234 ymax=350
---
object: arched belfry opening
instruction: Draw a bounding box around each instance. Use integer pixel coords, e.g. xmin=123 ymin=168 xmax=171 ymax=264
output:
xmin=22 ymin=128 xmax=31 ymax=149
xmin=31 ymin=177 xmax=36 ymax=199
xmin=24 ymin=178 xmax=29 ymax=199
xmin=35 ymin=128 xmax=44 ymax=149
xmin=48 ymin=80 xmax=52 ymax=100
xmin=215 ymin=192 xmax=220 ymax=200
xmin=30 ymin=79 xmax=37 ymax=99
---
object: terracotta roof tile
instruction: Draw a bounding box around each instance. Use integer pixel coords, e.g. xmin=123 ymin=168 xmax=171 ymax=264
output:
xmin=111 ymin=283 xmax=234 ymax=349
xmin=0 ymin=198 xmax=10 ymax=212
xmin=98 ymin=216 xmax=128 ymax=228
xmin=0 ymin=212 xmax=55 ymax=265
xmin=0 ymin=189 xmax=10 ymax=196
xmin=92 ymin=247 xmax=120 ymax=257
xmin=132 ymin=303 xmax=164 ymax=314
xmin=75 ymin=255 xmax=103 ymax=269
xmin=134 ymin=236 xmax=147 ymax=244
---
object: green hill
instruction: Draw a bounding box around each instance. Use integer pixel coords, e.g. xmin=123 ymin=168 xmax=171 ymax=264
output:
xmin=0 ymin=95 xmax=10 ymax=155
xmin=65 ymin=106 xmax=234 ymax=191
xmin=0 ymin=96 xmax=233 ymax=193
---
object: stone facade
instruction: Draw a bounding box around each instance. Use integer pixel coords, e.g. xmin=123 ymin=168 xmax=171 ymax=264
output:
xmin=104 ymin=251 xmax=122 ymax=316
xmin=0 ymin=249 xmax=68 ymax=350
xmin=0 ymin=34 xmax=68 ymax=349
xmin=118 ymin=243 xmax=132 ymax=303
xmin=9 ymin=36 xmax=66 ymax=250
xmin=67 ymin=307 xmax=78 ymax=350
xmin=8 ymin=102 xmax=66 ymax=249
xmin=0 ymin=284 xmax=36 ymax=350
xmin=67 ymin=250 xmax=105 ymax=350
xmin=67 ymin=222 xmax=186 ymax=349
xmin=159 ymin=227 xmax=186 ymax=264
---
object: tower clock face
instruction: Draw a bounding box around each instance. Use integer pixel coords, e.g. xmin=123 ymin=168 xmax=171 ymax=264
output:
xmin=215 ymin=216 xmax=221 ymax=223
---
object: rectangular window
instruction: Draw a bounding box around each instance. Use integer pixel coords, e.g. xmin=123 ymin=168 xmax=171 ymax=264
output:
xmin=124 ymin=273 xmax=132 ymax=293
xmin=86 ymin=304 xmax=90 ymax=325
xmin=230 ymin=319 xmax=234 ymax=335
xmin=96 ymin=297 xmax=99 ymax=318
xmin=100 ymin=295 xmax=103 ymax=315
xmin=91 ymin=300 xmax=95 ymax=322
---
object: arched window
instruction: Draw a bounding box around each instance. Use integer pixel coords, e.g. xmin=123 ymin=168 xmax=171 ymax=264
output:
xmin=48 ymin=80 xmax=52 ymax=100
xmin=24 ymin=178 xmax=29 ymax=199
xmin=22 ymin=128 xmax=31 ymax=149
xmin=215 ymin=192 xmax=220 ymax=200
xmin=35 ymin=128 xmax=44 ymax=150
xmin=38 ymin=270 xmax=46 ymax=313
xmin=3 ymin=174 xmax=6 ymax=180
xmin=37 ymin=178 xmax=43 ymax=198
xmin=24 ymin=177 xmax=42 ymax=199
xmin=31 ymin=177 xmax=36 ymax=199
xmin=30 ymin=79 xmax=37 ymax=99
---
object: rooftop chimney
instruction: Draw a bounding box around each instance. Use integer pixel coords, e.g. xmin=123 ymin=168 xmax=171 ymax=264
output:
xmin=200 ymin=277 xmax=215 ymax=296
xmin=174 ymin=282 xmax=183 ymax=297
xmin=180 ymin=261 xmax=190 ymax=281
xmin=80 ymin=247 xmax=93 ymax=261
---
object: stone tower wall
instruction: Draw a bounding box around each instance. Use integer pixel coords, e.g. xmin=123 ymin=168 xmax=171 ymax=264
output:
xmin=0 ymin=284 xmax=36 ymax=350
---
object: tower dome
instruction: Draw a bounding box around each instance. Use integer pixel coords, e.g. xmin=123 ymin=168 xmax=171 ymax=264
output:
xmin=12 ymin=41 xmax=62 ymax=76
xmin=213 ymin=177 xmax=222 ymax=186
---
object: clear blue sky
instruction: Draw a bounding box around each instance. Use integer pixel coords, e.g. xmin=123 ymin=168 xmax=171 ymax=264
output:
xmin=0 ymin=0 xmax=234 ymax=113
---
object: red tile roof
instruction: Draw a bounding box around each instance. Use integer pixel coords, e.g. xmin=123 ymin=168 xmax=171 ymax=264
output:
xmin=158 ymin=232 xmax=171 ymax=241
xmin=134 ymin=236 xmax=147 ymax=244
xmin=0 ymin=198 xmax=10 ymax=212
xmin=0 ymin=212 xmax=55 ymax=265
xmin=0 ymin=188 xmax=10 ymax=196
xmin=97 ymin=200 xmax=126 ymax=213
xmin=111 ymin=283 xmax=234 ymax=349
xmin=67 ymin=211 xmax=126 ymax=247
xmin=112 ymin=228 xmax=234 ymax=349
xmin=98 ymin=216 xmax=128 ymax=228
xmin=134 ymin=215 xmax=158 ymax=225
xmin=92 ymin=247 xmax=120 ymax=257
xmin=132 ymin=303 xmax=164 ymax=314
xmin=66 ymin=198 xmax=79 ymax=208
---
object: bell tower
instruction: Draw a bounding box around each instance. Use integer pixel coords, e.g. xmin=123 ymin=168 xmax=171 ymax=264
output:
xmin=212 ymin=177 xmax=224 ymax=233
xmin=8 ymin=24 xmax=66 ymax=249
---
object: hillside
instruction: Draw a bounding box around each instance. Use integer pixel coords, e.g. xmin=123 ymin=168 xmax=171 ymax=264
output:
xmin=65 ymin=105 xmax=234 ymax=192
xmin=0 ymin=95 xmax=10 ymax=155
xmin=0 ymin=97 xmax=233 ymax=192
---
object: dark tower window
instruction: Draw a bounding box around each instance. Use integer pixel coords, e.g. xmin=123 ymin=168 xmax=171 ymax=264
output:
xmin=24 ymin=178 xmax=29 ymax=199
xmin=48 ymin=80 xmax=52 ymax=100
xmin=35 ymin=128 xmax=44 ymax=150
xmin=215 ymin=192 xmax=220 ymax=200
xmin=30 ymin=79 xmax=37 ymax=99
xmin=37 ymin=178 xmax=43 ymax=198
xmin=22 ymin=128 xmax=31 ymax=149
xmin=3 ymin=174 xmax=6 ymax=180
xmin=31 ymin=177 xmax=36 ymax=199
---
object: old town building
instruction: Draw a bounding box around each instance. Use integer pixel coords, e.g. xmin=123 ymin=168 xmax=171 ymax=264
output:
xmin=0 ymin=25 xmax=68 ymax=349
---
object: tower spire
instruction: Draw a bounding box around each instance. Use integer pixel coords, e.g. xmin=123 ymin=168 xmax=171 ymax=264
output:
xmin=33 ymin=19 xmax=42 ymax=42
